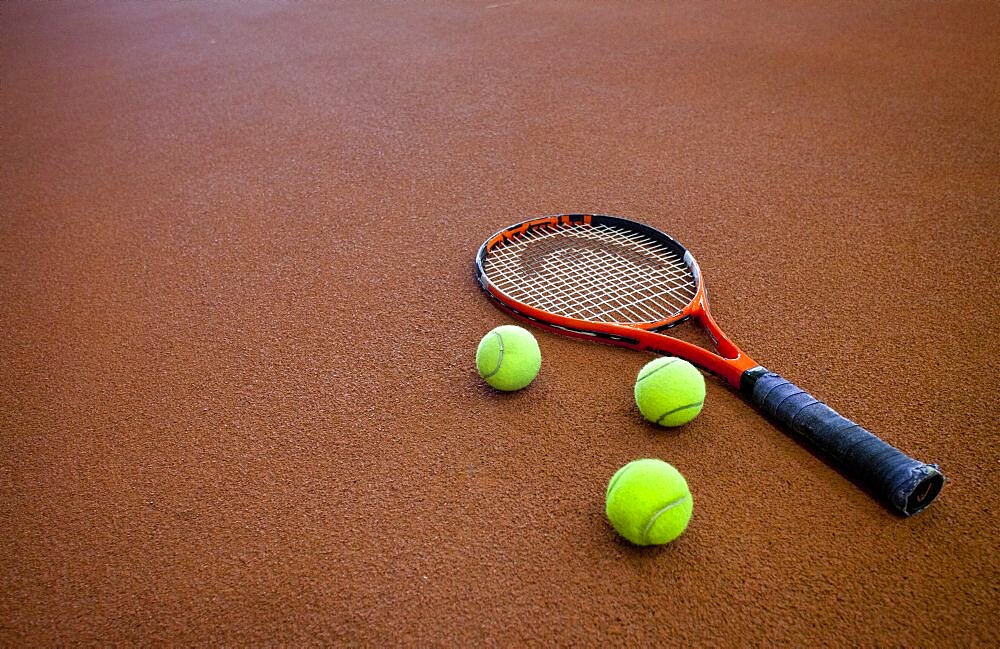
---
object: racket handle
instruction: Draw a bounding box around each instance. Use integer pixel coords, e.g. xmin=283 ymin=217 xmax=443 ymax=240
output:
xmin=741 ymin=367 xmax=944 ymax=516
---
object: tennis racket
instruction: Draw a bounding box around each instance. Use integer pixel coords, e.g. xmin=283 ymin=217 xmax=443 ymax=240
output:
xmin=475 ymin=214 xmax=943 ymax=516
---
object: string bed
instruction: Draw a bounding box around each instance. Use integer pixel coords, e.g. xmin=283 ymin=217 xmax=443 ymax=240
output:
xmin=482 ymin=222 xmax=697 ymax=324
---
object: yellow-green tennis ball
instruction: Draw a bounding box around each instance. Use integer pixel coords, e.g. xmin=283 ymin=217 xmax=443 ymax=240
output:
xmin=476 ymin=325 xmax=541 ymax=391
xmin=605 ymin=458 xmax=693 ymax=546
xmin=634 ymin=357 xmax=705 ymax=427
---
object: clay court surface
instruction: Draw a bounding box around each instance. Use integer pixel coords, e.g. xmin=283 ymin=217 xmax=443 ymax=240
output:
xmin=2 ymin=1 xmax=999 ymax=645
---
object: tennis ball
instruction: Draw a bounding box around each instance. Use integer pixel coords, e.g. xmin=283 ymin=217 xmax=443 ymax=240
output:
xmin=634 ymin=357 xmax=705 ymax=427
xmin=476 ymin=325 xmax=541 ymax=391
xmin=605 ymin=458 xmax=693 ymax=546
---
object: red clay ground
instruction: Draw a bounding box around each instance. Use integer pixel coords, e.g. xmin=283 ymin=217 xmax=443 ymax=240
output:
xmin=2 ymin=2 xmax=998 ymax=645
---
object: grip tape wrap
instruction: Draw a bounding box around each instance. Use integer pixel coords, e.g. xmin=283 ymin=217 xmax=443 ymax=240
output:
xmin=747 ymin=369 xmax=943 ymax=516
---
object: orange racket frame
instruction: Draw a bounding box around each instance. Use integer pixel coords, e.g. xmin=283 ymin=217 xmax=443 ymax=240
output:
xmin=477 ymin=214 xmax=757 ymax=386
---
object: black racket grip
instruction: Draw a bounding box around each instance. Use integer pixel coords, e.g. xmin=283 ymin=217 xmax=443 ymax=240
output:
xmin=742 ymin=367 xmax=944 ymax=516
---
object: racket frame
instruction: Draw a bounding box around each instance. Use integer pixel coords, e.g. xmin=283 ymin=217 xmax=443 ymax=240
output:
xmin=475 ymin=214 xmax=758 ymax=386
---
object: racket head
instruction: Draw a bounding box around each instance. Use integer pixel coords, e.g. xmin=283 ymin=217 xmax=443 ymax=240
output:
xmin=475 ymin=214 xmax=707 ymax=336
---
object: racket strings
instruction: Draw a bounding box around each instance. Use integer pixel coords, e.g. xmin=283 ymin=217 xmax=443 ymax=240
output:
xmin=486 ymin=225 xmax=693 ymax=322
xmin=483 ymin=222 xmax=697 ymax=324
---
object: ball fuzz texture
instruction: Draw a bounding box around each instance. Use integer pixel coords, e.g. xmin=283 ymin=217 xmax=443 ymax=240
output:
xmin=605 ymin=459 xmax=693 ymax=546
xmin=634 ymin=357 xmax=705 ymax=427
xmin=476 ymin=325 xmax=541 ymax=391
